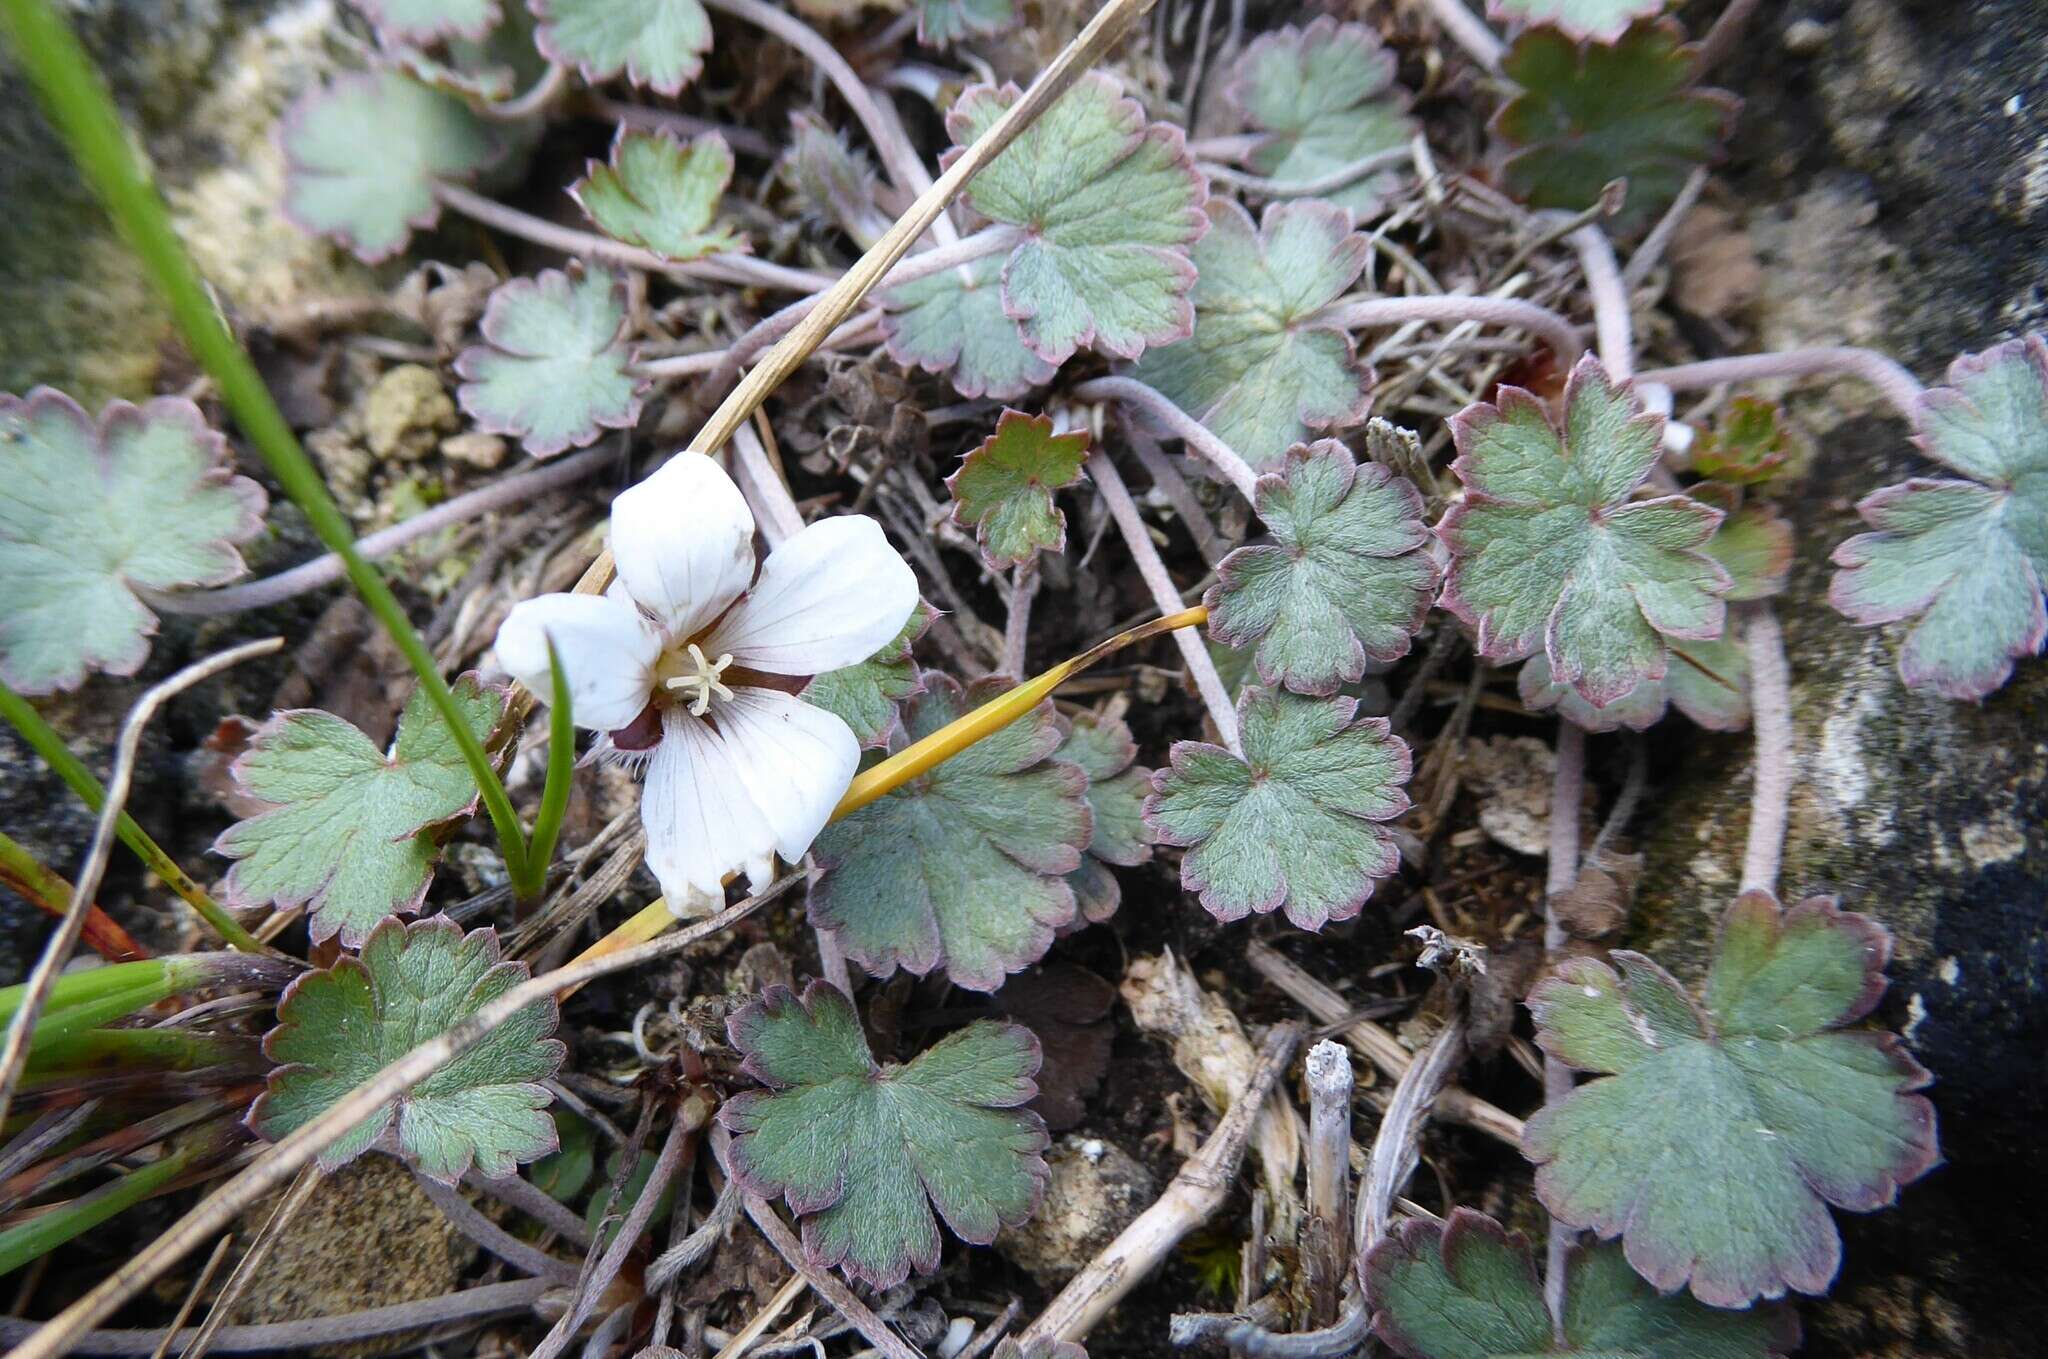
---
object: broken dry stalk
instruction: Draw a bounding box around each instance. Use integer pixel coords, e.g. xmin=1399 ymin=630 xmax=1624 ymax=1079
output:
xmin=742 ymin=1195 xmax=922 ymax=1359
xmin=1020 ymin=1022 xmax=1303 ymax=1346
xmin=1303 ymin=1040 xmax=1354 ymax=1327
xmin=1244 ymin=940 xmax=1524 ymax=1146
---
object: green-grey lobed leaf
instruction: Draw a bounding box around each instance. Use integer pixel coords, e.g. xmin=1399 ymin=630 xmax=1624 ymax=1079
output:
xmin=882 ymin=254 xmax=1059 ymax=400
xmin=355 ymin=0 xmax=497 ymax=42
xmin=573 ymin=129 xmax=744 ymax=261
xmin=1133 ymin=200 xmax=1372 ymax=471
xmin=1205 ymin=440 xmax=1436 ymax=695
xmin=252 ymin=916 xmax=563 ymax=1183
xmin=1056 ymin=711 xmax=1153 ymax=925
xmin=1440 ymin=355 xmax=1731 ymax=708
xmin=1223 ymin=18 xmax=1414 ymax=217
xmin=0 ymin=389 xmax=265 ymax=695
xmin=946 ymin=411 xmax=1090 ymax=570
xmin=720 ymin=982 xmax=1050 ymax=1287
xmin=917 ymin=0 xmax=1016 ymax=45
xmin=454 ymin=268 xmax=646 ymax=458
xmin=1494 ymin=21 xmax=1736 ymax=231
xmin=1518 ymin=636 xmax=1749 ymax=732
xmin=1486 ymin=0 xmax=1668 ymax=42
xmin=215 ymin=676 xmax=505 ymax=947
xmin=1364 ymin=1208 xmax=1798 ymax=1359
xmin=1829 ymin=333 xmax=2048 ymax=699
xmin=802 ymin=601 xmax=935 ymax=749
xmin=280 ymin=70 xmax=504 ymax=263
xmin=944 ymin=73 xmax=1206 ymax=365
xmin=1145 ymin=686 xmax=1410 ymax=930
xmin=808 ymin=674 xmax=1093 ymax=991
xmin=1523 ymin=892 xmax=1940 ymax=1308
xmin=533 ymin=0 xmax=713 ymax=95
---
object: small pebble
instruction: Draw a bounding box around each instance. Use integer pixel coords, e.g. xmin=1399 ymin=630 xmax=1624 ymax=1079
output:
xmin=441 ymin=430 xmax=508 ymax=469
xmin=1783 ymin=18 xmax=1831 ymax=57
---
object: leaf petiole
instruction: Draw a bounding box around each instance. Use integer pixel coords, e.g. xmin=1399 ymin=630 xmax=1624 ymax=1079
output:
xmin=516 ymin=641 xmax=578 ymax=904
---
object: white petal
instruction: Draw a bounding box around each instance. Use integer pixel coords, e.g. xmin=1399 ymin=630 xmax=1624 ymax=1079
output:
xmin=494 ymin=593 xmax=659 ymax=732
xmin=718 ymin=688 xmax=860 ymax=862
xmin=611 ymin=452 xmax=757 ymax=641
xmin=701 ymin=516 xmax=918 ymax=674
xmin=640 ymin=708 xmax=779 ymax=906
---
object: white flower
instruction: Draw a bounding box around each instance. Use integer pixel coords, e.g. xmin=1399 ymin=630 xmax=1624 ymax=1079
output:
xmin=495 ymin=453 xmax=918 ymax=915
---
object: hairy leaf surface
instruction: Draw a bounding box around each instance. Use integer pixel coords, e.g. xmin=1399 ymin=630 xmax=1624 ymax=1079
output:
xmin=802 ymin=601 xmax=934 ymax=749
xmin=1224 ymin=19 xmax=1413 ymax=216
xmin=947 ymin=411 xmax=1090 ymax=570
xmin=253 ymin=917 xmax=562 ymax=1182
xmin=1486 ymin=0 xmax=1667 ymax=42
xmin=1524 ymin=893 xmax=1939 ymax=1307
xmin=1830 ymin=333 xmax=2048 ymax=699
xmin=1206 ymin=441 xmax=1436 ymax=694
xmin=534 ymin=0 xmax=713 ymax=95
xmin=883 ymin=255 xmax=1060 ymax=400
xmin=455 ymin=269 xmax=646 ymax=457
xmin=721 ymin=982 xmax=1049 ymax=1286
xmin=1519 ymin=637 xmax=1749 ymax=732
xmin=944 ymin=73 xmax=1206 ymax=364
xmin=0 ymin=390 xmax=264 ymax=694
xmin=809 ymin=675 xmax=1091 ymax=990
xmin=1133 ymin=200 xmax=1372 ymax=470
xmin=1146 ymin=687 xmax=1409 ymax=929
xmin=1440 ymin=356 xmax=1731 ymax=706
xmin=1495 ymin=22 xmax=1735 ymax=230
xmin=1365 ymin=1208 xmax=1798 ymax=1358
xmin=280 ymin=71 xmax=503 ymax=263
xmin=573 ymin=129 xmax=743 ymax=261
xmin=216 ymin=677 xmax=504 ymax=947
xmin=1057 ymin=711 xmax=1152 ymax=924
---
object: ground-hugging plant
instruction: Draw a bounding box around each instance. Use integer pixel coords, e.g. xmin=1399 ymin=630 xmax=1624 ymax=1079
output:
xmin=0 ymin=0 xmax=2012 ymax=1349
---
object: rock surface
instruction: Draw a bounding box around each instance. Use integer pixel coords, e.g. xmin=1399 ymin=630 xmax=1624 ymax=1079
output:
xmin=1633 ymin=3 xmax=2048 ymax=1355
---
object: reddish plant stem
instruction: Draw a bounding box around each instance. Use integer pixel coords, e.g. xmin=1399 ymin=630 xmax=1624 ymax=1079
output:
xmin=1072 ymin=376 xmax=1262 ymax=502
xmin=1316 ymin=296 xmax=1584 ymax=368
xmin=1541 ymin=717 xmax=1585 ymax=1328
xmin=1740 ymin=605 xmax=1796 ymax=897
xmin=1636 ymin=348 xmax=1925 ymax=423
xmin=1568 ymin=224 xmax=1632 ymax=379
xmin=1086 ymin=450 xmax=1241 ymax=750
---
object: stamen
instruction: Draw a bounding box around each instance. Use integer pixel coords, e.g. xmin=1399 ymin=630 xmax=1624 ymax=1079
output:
xmin=663 ymin=643 xmax=737 ymax=716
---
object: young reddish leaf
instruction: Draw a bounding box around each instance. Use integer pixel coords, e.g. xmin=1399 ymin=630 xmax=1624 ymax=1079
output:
xmin=1440 ymin=355 xmax=1732 ymax=707
xmin=1145 ymin=687 xmax=1410 ymax=930
xmin=1206 ymin=441 xmax=1437 ymax=695
xmin=280 ymin=70 xmax=504 ymax=263
xmin=1365 ymin=1208 xmax=1798 ymax=1359
xmin=252 ymin=916 xmax=563 ymax=1184
xmin=1519 ymin=637 xmax=1750 ymax=732
xmin=802 ymin=601 xmax=935 ymax=750
xmin=946 ymin=411 xmax=1090 ymax=570
xmin=0 ymin=389 xmax=265 ymax=694
xmin=882 ymin=255 xmax=1061 ymax=401
xmin=572 ymin=129 xmax=744 ymax=262
xmin=721 ymin=982 xmax=1050 ymax=1287
xmin=1692 ymin=397 xmax=1792 ymax=486
xmin=1132 ymin=200 xmax=1373 ymax=470
xmin=1055 ymin=711 xmax=1153 ymax=924
xmin=917 ymin=0 xmax=1016 ymax=46
xmin=1524 ymin=893 xmax=1940 ymax=1307
xmin=1494 ymin=22 xmax=1736 ymax=231
xmin=355 ymin=0 xmax=497 ymax=43
xmin=1223 ymin=19 xmax=1414 ymax=217
xmin=1829 ymin=333 xmax=2048 ymax=699
xmin=808 ymin=674 xmax=1092 ymax=991
xmin=216 ymin=676 xmax=506 ymax=948
xmin=1486 ymin=0 xmax=1667 ymax=43
xmin=943 ymin=73 xmax=1207 ymax=365
xmin=533 ymin=0 xmax=713 ymax=95
xmin=455 ymin=268 xmax=646 ymax=458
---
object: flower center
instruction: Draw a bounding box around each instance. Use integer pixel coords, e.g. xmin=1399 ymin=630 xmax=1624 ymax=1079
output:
xmin=661 ymin=643 xmax=736 ymax=717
